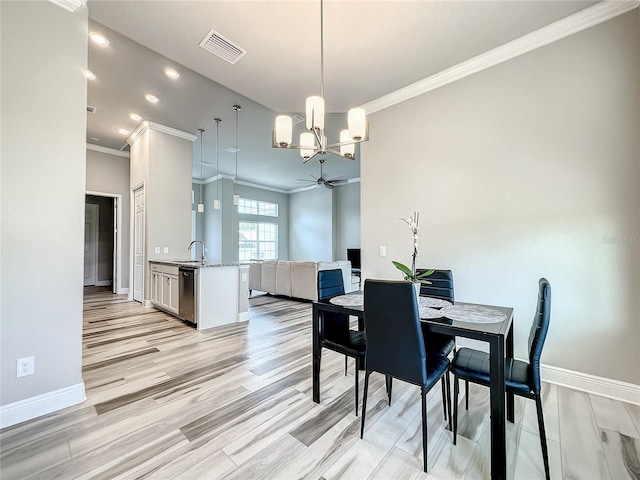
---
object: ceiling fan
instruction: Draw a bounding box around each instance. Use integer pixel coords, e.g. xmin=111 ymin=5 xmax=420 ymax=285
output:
xmin=296 ymin=159 xmax=348 ymax=189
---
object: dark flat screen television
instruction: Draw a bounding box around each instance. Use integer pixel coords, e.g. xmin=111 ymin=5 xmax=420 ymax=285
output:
xmin=347 ymin=248 xmax=361 ymax=270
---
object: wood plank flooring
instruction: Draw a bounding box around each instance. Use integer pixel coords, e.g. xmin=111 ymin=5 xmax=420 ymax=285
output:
xmin=1 ymin=287 xmax=639 ymax=479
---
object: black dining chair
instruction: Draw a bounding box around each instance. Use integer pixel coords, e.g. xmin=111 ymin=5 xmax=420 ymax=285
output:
xmin=416 ymin=268 xmax=456 ymax=418
xmin=360 ymin=279 xmax=451 ymax=473
xmin=317 ymin=268 xmax=366 ymax=416
xmin=450 ymin=278 xmax=551 ymax=480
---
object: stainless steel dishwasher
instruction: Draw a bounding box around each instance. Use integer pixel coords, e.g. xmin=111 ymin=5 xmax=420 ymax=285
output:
xmin=178 ymin=267 xmax=198 ymax=325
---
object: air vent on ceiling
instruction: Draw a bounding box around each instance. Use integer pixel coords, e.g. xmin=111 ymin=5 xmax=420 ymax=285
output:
xmin=291 ymin=114 xmax=305 ymax=125
xmin=199 ymin=29 xmax=246 ymax=64
xmin=225 ymin=146 xmax=241 ymax=153
xmin=87 ymin=105 xmax=97 ymax=113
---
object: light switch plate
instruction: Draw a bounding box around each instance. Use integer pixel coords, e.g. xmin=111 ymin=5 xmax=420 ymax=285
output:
xmin=379 ymin=246 xmax=387 ymax=256
xmin=163 ymin=247 xmax=169 ymax=254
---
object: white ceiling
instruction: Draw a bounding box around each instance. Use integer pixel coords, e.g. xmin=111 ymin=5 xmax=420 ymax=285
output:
xmin=86 ymin=0 xmax=597 ymax=191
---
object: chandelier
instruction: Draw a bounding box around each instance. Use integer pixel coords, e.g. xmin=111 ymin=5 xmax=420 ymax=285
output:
xmin=272 ymin=0 xmax=368 ymax=163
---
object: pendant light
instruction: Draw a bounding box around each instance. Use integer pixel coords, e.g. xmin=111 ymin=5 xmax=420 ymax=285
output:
xmin=213 ymin=118 xmax=221 ymax=210
xmin=197 ymin=128 xmax=205 ymax=213
xmin=271 ymin=0 xmax=368 ymax=162
xmin=233 ymin=105 xmax=241 ymax=206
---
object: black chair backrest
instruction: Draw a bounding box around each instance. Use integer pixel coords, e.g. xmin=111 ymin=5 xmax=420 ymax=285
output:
xmin=528 ymin=278 xmax=551 ymax=393
xmin=318 ymin=269 xmax=348 ymax=341
xmin=416 ymin=269 xmax=454 ymax=303
xmin=364 ymin=280 xmax=427 ymax=386
xmin=318 ymin=269 xmax=345 ymax=301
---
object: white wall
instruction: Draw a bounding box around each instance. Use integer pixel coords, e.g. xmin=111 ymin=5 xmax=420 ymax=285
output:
xmin=333 ymin=182 xmax=361 ymax=260
xmin=86 ymin=149 xmax=131 ymax=289
xmin=361 ymin=11 xmax=640 ymax=384
xmin=130 ymin=126 xmax=193 ymax=299
xmin=289 ymin=188 xmax=333 ymax=261
xmin=1 ymin=1 xmax=88 ymax=410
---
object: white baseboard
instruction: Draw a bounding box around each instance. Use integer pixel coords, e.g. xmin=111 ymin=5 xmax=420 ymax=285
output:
xmin=238 ymin=311 xmax=250 ymax=322
xmin=117 ymin=287 xmax=130 ymax=295
xmin=0 ymin=382 xmax=87 ymax=429
xmin=95 ymin=280 xmax=111 ymax=287
xmin=143 ymin=300 xmax=153 ymax=308
xmin=541 ymin=364 xmax=640 ymax=405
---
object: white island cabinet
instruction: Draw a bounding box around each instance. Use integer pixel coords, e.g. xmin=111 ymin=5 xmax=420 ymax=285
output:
xmin=148 ymin=261 xmax=249 ymax=330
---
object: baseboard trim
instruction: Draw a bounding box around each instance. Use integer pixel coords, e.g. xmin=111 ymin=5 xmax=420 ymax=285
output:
xmin=117 ymin=287 xmax=130 ymax=295
xmin=238 ymin=311 xmax=250 ymax=322
xmin=95 ymin=280 xmax=111 ymax=287
xmin=541 ymin=364 xmax=640 ymax=405
xmin=0 ymin=382 xmax=87 ymax=429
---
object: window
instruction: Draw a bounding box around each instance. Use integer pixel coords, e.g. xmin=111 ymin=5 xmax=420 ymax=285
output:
xmin=238 ymin=198 xmax=278 ymax=217
xmin=239 ymin=222 xmax=277 ymax=260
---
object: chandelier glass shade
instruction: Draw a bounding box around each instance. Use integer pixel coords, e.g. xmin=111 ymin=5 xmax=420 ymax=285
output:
xmin=272 ymin=0 xmax=368 ymax=163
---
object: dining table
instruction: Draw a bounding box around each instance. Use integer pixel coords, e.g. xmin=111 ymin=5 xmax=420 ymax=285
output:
xmin=312 ymin=291 xmax=515 ymax=480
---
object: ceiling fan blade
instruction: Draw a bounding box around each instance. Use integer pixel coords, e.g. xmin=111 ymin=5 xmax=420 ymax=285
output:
xmin=296 ymin=178 xmax=316 ymax=183
xmin=326 ymin=177 xmax=347 ymax=185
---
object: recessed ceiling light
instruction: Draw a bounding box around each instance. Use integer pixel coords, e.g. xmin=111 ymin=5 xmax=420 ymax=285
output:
xmin=89 ymin=32 xmax=109 ymax=47
xmin=145 ymin=94 xmax=159 ymax=104
xmin=129 ymin=113 xmax=142 ymax=122
xmin=164 ymin=67 xmax=180 ymax=80
xmin=118 ymin=128 xmax=130 ymax=136
xmin=85 ymin=70 xmax=96 ymax=80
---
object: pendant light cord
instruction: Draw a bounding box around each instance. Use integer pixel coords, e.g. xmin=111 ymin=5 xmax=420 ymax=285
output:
xmin=215 ymin=118 xmax=221 ymax=201
xmin=233 ymin=105 xmax=241 ymax=197
xmin=198 ymin=128 xmax=204 ymax=205
xmin=320 ymin=0 xmax=324 ymax=100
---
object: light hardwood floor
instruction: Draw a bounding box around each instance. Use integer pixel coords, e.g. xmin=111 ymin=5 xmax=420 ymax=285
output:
xmin=1 ymin=287 xmax=638 ymax=479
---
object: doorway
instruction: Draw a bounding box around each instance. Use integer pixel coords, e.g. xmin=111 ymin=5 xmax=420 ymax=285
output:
xmin=84 ymin=192 xmax=124 ymax=294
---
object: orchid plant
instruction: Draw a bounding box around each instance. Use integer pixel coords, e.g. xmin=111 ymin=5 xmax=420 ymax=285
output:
xmin=392 ymin=211 xmax=434 ymax=284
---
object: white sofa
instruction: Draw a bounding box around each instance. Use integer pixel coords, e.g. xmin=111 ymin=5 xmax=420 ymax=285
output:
xmin=249 ymin=260 xmax=355 ymax=301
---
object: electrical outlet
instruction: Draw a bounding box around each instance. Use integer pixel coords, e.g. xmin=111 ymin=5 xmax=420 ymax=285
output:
xmin=154 ymin=247 xmax=160 ymax=254
xmin=163 ymin=247 xmax=169 ymax=253
xmin=16 ymin=356 xmax=34 ymax=378
xmin=379 ymin=246 xmax=387 ymax=257
xmin=242 ymin=273 xmax=247 ymax=281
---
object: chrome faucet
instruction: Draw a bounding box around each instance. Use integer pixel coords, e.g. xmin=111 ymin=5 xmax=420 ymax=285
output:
xmin=188 ymin=240 xmax=206 ymax=265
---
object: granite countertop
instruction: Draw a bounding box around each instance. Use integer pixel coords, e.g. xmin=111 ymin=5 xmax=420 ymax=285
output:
xmin=149 ymin=260 xmax=250 ymax=268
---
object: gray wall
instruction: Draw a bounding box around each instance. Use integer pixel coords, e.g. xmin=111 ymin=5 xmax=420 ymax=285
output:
xmin=1 ymin=2 xmax=87 ymax=405
xmin=289 ymin=188 xmax=333 ymax=261
xmin=86 ymin=149 xmax=131 ymax=289
xmin=361 ymin=11 xmax=640 ymax=384
xmin=194 ymin=179 xmax=290 ymax=262
xmin=333 ymin=182 xmax=361 ymax=261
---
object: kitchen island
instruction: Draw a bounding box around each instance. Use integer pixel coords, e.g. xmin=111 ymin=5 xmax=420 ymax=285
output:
xmin=148 ymin=260 xmax=249 ymax=330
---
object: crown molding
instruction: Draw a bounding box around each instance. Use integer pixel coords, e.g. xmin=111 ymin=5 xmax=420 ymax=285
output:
xmin=237 ymin=179 xmax=289 ymax=194
xmin=193 ymin=174 xmax=290 ymax=194
xmin=47 ymin=0 xmax=86 ymax=12
xmin=127 ymin=121 xmax=197 ymax=146
xmin=360 ymin=1 xmax=640 ymax=114
xmin=86 ymin=143 xmax=130 ymax=158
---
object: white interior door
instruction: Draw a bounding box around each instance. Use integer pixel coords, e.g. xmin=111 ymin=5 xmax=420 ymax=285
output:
xmin=84 ymin=203 xmax=99 ymax=286
xmin=133 ymin=187 xmax=145 ymax=302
